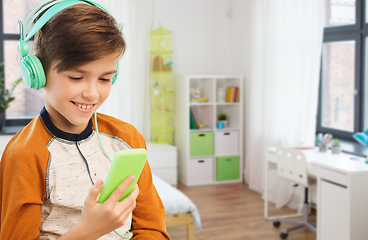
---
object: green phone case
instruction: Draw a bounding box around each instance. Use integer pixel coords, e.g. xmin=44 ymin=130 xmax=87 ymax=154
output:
xmin=97 ymin=148 xmax=147 ymax=203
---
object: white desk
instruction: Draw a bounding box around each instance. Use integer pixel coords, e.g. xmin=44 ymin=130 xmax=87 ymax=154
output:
xmin=264 ymin=147 xmax=368 ymax=240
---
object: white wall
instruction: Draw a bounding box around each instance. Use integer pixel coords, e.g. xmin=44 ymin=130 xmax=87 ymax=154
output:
xmin=229 ymin=0 xmax=251 ymax=77
xmin=153 ymin=0 xmax=251 ymax=76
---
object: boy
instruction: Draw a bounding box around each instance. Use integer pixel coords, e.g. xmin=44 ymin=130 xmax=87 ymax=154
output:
xmin=0 ymin=1 xmax=170 ymax=239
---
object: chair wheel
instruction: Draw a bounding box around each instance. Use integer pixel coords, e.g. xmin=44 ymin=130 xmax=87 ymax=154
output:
xmin=280 ymin=232 xmax=288 ymax=239
xmin=273 ymin=221 xmax=280 ymax=227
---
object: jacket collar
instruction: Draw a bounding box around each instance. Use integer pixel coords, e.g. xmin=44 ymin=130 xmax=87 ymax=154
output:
xmin=40 ymin=107 xmax=93 ymax=141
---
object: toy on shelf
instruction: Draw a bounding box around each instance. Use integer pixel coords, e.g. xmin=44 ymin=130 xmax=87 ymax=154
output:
xmin=190 ymin=88 xmax=208 ymax=102
xmin=190 ymin=88 xmax=200 ymax=101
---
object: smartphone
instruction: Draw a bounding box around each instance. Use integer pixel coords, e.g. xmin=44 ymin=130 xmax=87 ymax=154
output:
xmin=97 ymin=148 xmax=147 ymax=203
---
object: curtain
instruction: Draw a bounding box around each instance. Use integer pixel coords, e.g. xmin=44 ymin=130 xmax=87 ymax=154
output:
xmin=95 ymin=0 xmax=153 ymax=140
xmin=244 ymin=0 xmax=325 ymax=209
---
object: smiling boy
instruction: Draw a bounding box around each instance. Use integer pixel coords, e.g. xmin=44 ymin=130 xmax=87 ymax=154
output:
xmin=0 ymin=1 xmax=169 ymax=239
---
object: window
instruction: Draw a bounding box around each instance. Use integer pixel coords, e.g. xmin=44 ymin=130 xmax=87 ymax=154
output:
xmin=1 ymin=0 xmax=45 ymax=126
xmin=317 ymin=0 xmax=367 ymax=140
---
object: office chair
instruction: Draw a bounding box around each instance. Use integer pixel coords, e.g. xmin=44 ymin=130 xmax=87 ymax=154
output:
xmin=272 ymin=146 xmax=316 ymax=239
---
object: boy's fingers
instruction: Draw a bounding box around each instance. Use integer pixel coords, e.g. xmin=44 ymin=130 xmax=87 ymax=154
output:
xmin=107 ymin=175 xmax=135 ymax=203
xmin=117 ymin=185 xmax=139 ymax=219
xmin=128 ymin=184 xmax=139 ymax=201
xmin=85 ymin=180 xmax=103 ymax=208
xmin=119 ymin=184 xmax=139 ymax=205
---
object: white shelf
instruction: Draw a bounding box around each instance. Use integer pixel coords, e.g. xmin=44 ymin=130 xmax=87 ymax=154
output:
xmin=215 ymin=128 xmax=241 ymax=131
xmin=174 ymin=75 xmax=244 ymax=186
xmin=189 ymin=102 xmax=215 ymax=106
xmin=216 ymin=102 xmax=241 ymax=106
xmin=189 ymin=129 xmax=214 ymax=132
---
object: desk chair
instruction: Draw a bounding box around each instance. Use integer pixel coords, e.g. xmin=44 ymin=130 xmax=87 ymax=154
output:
xmin=272 ymin=147 xmax=316 ymax=239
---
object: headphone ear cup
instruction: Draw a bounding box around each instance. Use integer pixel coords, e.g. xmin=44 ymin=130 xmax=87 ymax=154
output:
xmin=19 ymin=55 xmax=46 ymax=90
xmin=112 ymin=62 xmax=118 ymax=85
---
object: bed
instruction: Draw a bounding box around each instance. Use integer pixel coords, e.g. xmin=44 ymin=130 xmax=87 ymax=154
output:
xmin=152 ymin=175 xmax=202 ymax=240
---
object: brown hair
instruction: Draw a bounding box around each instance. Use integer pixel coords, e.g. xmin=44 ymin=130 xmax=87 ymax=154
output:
xmin=33 ymin=3 xmax=126 ymax=73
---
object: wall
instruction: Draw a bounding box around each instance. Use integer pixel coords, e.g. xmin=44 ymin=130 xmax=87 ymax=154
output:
xmin=153 ymin=0 xmax=251 ymax=76
xmin=229 ymin=0 xmax=251 ymax=77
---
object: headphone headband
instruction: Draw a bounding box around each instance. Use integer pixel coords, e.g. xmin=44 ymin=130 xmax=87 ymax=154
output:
xmin=23 ymin=0 xmax=63 ymax=39
xmin=24 ymin=1 xmax=100 ymax=41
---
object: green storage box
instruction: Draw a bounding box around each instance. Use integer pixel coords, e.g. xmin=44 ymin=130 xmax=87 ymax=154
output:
xmin=190 ymin=131 xmax=214 ymax=156
xmin=216 ymin=156 xmax=239 ymax=181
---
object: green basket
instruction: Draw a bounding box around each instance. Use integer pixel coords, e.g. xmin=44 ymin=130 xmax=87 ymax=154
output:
xmin=216 ymin=156 xmax=240 ymax=181
xmin=190 ymin=132 xmax=214 ymax=156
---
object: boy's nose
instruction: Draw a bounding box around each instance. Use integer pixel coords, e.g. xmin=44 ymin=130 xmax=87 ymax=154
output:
xmin=82 ymin=82 xmax=99 ymax=99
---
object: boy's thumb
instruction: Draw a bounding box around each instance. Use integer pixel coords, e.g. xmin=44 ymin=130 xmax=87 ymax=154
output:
xmin=85 ymin=180 xmax=103 ymax=206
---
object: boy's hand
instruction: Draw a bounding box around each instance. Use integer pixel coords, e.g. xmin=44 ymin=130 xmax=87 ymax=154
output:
xmin=77 ymin=175 xmax=139 ymax=239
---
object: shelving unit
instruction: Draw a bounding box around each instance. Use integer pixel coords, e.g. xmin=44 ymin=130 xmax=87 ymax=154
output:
xmin=175 ymin=75 xmax=243 ymax=186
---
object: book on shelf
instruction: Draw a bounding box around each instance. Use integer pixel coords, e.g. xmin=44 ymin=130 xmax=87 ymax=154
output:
xmin=226 ymin=87 xmax=234 ymax=102
xmin=233 ymin=87 xmax=239 ymax=103
xmin=189 ymin=108 xmax=198 ymax=130
xmin=226 ymin=86 xmax=240 ymax=103
xmin=236 ymin=88 xmax=240 ymax=102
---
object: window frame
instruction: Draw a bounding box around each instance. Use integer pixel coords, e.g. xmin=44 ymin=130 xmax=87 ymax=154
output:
xmin=0 ymin=0 xmax=35 ymax=129
xmin=316 ymin=0 xmax=368 ymax=141
xmin=324 ymin=0 xmax=362 ymax=33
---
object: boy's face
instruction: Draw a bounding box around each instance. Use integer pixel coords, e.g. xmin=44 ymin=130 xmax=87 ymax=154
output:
xmin=43 ymin=53 xmax=120 ymax=134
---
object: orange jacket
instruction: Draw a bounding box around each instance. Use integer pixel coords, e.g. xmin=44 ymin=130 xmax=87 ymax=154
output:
xmin=0 ymin=109 xmax=170 ymax=239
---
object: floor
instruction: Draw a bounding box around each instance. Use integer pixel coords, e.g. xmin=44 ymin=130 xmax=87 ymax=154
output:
xmin=166 ymin=182 xmax=316 ymax=240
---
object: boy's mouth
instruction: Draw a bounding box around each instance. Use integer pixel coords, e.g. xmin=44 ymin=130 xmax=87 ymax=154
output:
xmin=71 ymin=101 xmax=95 ymax=110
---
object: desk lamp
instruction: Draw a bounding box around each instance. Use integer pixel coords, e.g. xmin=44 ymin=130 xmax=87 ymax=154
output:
xmin=352 ymin=129 xmax=368 ymax=163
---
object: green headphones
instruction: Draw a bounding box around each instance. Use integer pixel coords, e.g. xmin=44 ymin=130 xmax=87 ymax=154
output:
xmin=17 ymin=0 xmax=119 ymax=90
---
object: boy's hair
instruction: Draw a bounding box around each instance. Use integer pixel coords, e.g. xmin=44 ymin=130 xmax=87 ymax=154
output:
xmin=33 ymin=3 xmax=126 ymax=73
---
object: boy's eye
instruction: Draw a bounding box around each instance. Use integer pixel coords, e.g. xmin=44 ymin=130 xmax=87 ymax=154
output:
xmin=69 ymin=77 xmax=83 ymax=81
xmin=99 ymin=78 xmax=111 ymax=82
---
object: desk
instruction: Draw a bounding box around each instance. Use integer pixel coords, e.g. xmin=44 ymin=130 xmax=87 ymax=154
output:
xmin=264 ymin=147 xmax=368 ymax=240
